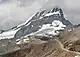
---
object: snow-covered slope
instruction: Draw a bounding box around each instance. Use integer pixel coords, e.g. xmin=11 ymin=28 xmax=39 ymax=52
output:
xmin=15 ymin=20 xmax=66 ymax=45
xmin=0 ymin=7 xmax=72 ymax=40
xmin=0 ymin=28 xmax=20 ymax=39
xmin=29 ymin=20 xmax=66 ymax=37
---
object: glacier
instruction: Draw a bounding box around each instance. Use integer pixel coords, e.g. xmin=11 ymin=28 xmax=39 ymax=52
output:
xmin=29 ymin=20 xmax=66 ymax=37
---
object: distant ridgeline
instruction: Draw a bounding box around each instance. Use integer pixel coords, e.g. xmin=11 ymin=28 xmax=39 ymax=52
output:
xmin=0 ymin=7 xmax=73 ymax=39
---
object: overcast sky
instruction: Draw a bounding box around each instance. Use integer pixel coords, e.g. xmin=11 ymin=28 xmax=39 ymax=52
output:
xmin=0 ymin=0 xmax=80 ymax=29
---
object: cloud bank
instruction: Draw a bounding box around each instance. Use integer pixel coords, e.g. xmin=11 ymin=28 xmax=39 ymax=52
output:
xmin=0 ymin=0 xmax=80 ymax=29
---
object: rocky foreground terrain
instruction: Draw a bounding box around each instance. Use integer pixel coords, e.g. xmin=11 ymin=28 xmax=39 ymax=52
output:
xmin=1 ymin=27 xmax=80 ymax=57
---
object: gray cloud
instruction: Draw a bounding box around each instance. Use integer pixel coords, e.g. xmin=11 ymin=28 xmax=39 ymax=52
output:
xmin=62 ymin=0 xmax=80 ymax=24
xmin=0 ymin=0 xmax=41 ymax=29
xmin=0 ymin=0 xmax=80 ymax=29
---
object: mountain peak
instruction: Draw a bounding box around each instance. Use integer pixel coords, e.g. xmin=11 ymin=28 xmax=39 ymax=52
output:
xmin=14 ymin=7 xmax=73 ymax=38
xmin=50 ymin=7 xmax=64 ymax=17
xmin=0 ymin=7 xmax=73 ymax=39
xmin=51 ymin=7 xmax=61 ymax=12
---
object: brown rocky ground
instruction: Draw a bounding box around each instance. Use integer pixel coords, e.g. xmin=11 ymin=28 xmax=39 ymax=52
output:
xmin=59 ymin=27 xmax=80 ymax=52
xmin=2 ymin=39 xmax=80 ymax=57
xmin=1 ymin=27 xmax=80 ymax=57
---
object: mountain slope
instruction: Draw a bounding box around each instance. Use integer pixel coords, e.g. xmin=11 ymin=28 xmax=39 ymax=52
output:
xmin=15 ymin=7 xmax=72 ymax=38
xmin=0 ymin=7 xmax=73 ymax=39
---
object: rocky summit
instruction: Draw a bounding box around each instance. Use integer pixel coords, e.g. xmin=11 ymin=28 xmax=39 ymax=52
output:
xmin=0 ymin=7 xmax=73 ymax=39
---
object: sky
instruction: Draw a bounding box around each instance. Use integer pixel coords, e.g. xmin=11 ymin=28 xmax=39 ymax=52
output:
xmin=0 ymin=0 xmax=80 ymax=29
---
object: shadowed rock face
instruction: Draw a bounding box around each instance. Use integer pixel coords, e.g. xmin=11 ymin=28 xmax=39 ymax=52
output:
xmin=14 ymin=7 xmax=73 ymax=38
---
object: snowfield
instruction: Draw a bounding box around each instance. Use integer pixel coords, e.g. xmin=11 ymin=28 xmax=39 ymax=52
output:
xmin=0 ymin=29 xmax=20 ymax=39
xmin=31 ymin=20 xmax=66 ymax=36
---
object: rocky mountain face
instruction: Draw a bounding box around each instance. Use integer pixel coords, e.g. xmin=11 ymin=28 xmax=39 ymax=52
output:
xmin=14 ymin=7 xmax=73 ymax=38
xmin=73 ymin=24 xmax=80 ymax=28
xmin=0 ymin=7 xmax=73 ymax=39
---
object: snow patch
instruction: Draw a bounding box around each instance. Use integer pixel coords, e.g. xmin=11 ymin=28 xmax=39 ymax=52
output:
xmin=16 ymin=37 xmax=30 ymax=45
xmin=52 ymin=20 xmax=66 ymax=28
xmin=44 ymin=11 xmax=60 ymax=17
xmin=29 ymin=20 xmax=66 ymax=37
xmin=0 ymin=28 xmax=20 ymax=40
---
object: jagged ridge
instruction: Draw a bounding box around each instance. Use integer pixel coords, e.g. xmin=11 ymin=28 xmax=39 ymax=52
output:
xmin=0 ymin=7 xmax=73 ymax=39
